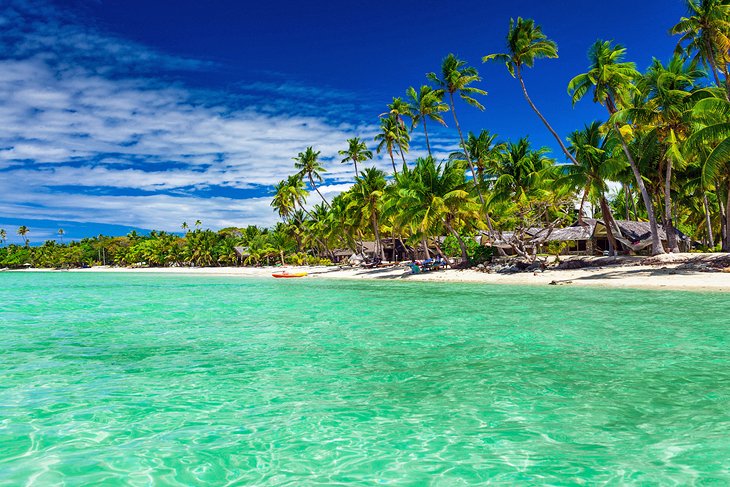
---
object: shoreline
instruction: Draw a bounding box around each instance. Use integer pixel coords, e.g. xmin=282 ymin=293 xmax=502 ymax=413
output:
xmin=7 ymin=255 xmax=730 ymax=292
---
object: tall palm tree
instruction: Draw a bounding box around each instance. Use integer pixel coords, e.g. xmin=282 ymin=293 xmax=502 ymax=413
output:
xmin=57 ymin=228 xmax=65 ymax=244
xmin=406 ymin=85 xmax=449 ymax=156
xmin=383 ymin=97 xmax=413 ymax=165
xmin=0 ymin=228 xmax=6 ymax=246
xmin=686 ymin=93 xmax=730 ymax=250
xmin=484 ymin=17 xmax=579 ymax=165
xmin=294 ymin=146 xmax=330 ymax=208
xmin=17 ymin=226 xmax=29 ymax=247
xmin=338 ymin=137 xmax=373 ymax=180
xmin=349 ymin=167 xmax=387 ymax=259
xmin=620 ymin=56 xmax=704 ymax=251
xmin=671 ymin=0 xmax=730 ymax=99
xmin=568 ymin=40 xmax=665 ymax=255
xmin=374 ymin=116 xmax=408 ymax=175
xmin=427 ymin=54 xmax=496 ymax=237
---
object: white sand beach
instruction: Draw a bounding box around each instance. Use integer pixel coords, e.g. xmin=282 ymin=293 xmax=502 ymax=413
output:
xmin=14 ymin=253 xmax=728 ymax=292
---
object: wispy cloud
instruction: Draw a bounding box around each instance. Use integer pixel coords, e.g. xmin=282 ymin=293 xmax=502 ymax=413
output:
xmin=0 ymin=0 xmax=399 ymax=232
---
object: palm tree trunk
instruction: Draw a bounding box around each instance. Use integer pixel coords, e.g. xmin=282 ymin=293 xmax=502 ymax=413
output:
xmin=421 ymin=234 xmax=431 ymax=259
xmin=372 ymin=213 xmax=385 ymax=260
xmin=612 ymin=121 xmax=664 ymax=255
xmin=516 ymin=67 xmax=579 ymax=165
xmin=422 ymin=116 xmax=432 ymax=156
xmin=397 ymin=144 xmax=407 ymax=167
xmin=308 ymin=173 xmax=330 ymax=208
xmin=704 ymin=192 xmax=715 ymax=249
xmin=599 ymin=196 xmax=619 ymax=257
xmin=629 ymin=184 xmax=638 ymax=220
xmin=704 ymin=37 xmax=729 ymax=101
xmin=663 ymin=158 xmax=680 ymax=253
xmin=353 ymin=159 xmax=359 ymax=179
xmin=578 ymin=186 xmax=589 ymax=225
xmin=388 ymin=149 xmax=397 ymax=175
xmin=725 ymin=183 xmax=730 ymax=252
xmin=444 ymin=220 xmax=469 ymax=264
xmin=623 ymin=184 xmax=630 ymax=220
xmin=447 ymin=91 xmax=500 ymax=244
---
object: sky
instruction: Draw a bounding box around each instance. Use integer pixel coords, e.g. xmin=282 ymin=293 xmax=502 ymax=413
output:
xmin=0 ymin=0 xmax=693 ymax=243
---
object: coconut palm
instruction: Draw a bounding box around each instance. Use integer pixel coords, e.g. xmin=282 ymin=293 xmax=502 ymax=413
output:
xmin=0 ymin=228 xmax=6 ymax=246
xmin=670 ymin=0 xmax=730 ymax=98
xmin=383 ymin=97 xmax=414 ymax=165
xmin=568 ymin=40 xmax=665 ymax=255
xmin=349 ymin=167 xmax=387 ymax=259
xmin=57 ymin=228 xmax=65 ymax=243
xmin=449 ymin=129 xmax=506 ymax=189
xmin=338 ymin=137 xmax=373 ymax=180
xmin=294 ymin=146 xmax=330 ymax=208
xmin=427 ymin=54 xmax=497 ymax=237
xmin=17 ymin=226 xmax=29 ymax=247
xmin=685 ymin=93 xmax=730 ymax=250
xmin=484 ymin=17 xmax=579 ymax=165
xmin=406 ymin=85 xmax=449 ymax=156
xmin=559 ymin=122 xmax=627 ymax=254
xmin=620 ymin=56 xmax=704 ymax=251
xmin=375 ymin=116 xmax=408 ymax=175
xmin=398 ymin=156 xmax=481 ymax=264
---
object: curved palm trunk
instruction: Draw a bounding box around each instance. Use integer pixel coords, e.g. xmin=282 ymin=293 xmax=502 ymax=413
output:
xmin=308 ymin=173 xmax=330 ymax=208
xmin=623 ymin=184 xmax=630 ymax=220
xmin=422 ymin=116 xmax=432 ymax=156
xmin=611 ymin=120 xmax=664 ymax=255
xmin=599 ymin=196 xmax=619 ymax=257
xmin=387 ymin=149 xmax=397 ymax=175
xmin=703 ymin=192 xmax=715 ymax=249
xmin=704 ymin=37 xmax=730 ymax=101
xmin=421 ymin=234 xmax=431 ymax=259
xmin=447 ymin=91 xmax=501 ymax=249
xmin=663 ymin=158 xmax=680 ymax=253
xmin=444 ymin=219 xmax=469 ymax=264
xmin=353 ymin=159 xmax=359 ymax=179
xmin=578 ymin=185 xmax=589 ymax=225
xmin=516 ymin=67 xmax=579 ymax=165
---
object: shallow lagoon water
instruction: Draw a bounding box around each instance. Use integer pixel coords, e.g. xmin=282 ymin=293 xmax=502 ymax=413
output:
xmin=1 ymin=272 xmax=729 ymax=485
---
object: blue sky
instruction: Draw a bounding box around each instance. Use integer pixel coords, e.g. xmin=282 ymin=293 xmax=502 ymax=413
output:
xmin=0 ymin=0 xmax=693 ymax=242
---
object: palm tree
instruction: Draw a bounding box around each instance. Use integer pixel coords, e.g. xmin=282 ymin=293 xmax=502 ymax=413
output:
xmin=382 ymin=97 xmax=413 ymax=165
xmin=568 ymin=40 xmax=665 ymax=255
xmin=559 ymin=122 xmax=627 ymax=255
xmin=294 ymin=146 xmax=330 ymax=208
xmin=398 ymin=157 xmax=481 ymax=264
xmin=686 ymin=93 xmax=730 ymax=250
xmin=271 ymin=179 xmax=297 ymax=221
xmin=181 ymin=221 xmax=189 ymax=232
xmin=0 ymin=228 xmax=6 ymax=246
xmin=349 ymin=167 xmax=387 ymax=259
xmin=17 ymin=226 xmax=29 ymax=247
xmin=58 ymin=228 xmax=65 ymax=244
xmin=484 ymin=17 xmax=579 ymax=165
xmin=338 ymin=137 xmax=373 ymax=180
xmin=427 ymin=54 xmax=496 ymax=237
xmin=449 ymin=129 xmax=506 ymax=188
xmin=671 ymin=0 xmax=730 ymax=99
xmin=406 ymin=85 xmax=449 ymax=156
xmin=620 ymin=56 xmax=704 ymax=251
xmin=374 ymin=116 xmax=408 ymax=175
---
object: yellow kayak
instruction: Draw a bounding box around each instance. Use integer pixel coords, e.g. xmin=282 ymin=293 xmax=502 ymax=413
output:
xmin=272 ymin=271 xmax=308 ymax=278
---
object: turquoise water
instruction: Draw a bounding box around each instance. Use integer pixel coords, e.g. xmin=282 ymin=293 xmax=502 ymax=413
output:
xmin=1 ymin=273 xmax=729 ymax=485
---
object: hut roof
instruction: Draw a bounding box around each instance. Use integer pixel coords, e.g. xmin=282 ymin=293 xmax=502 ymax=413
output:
xmin=234 ymin=246 xmax=249 ymax=257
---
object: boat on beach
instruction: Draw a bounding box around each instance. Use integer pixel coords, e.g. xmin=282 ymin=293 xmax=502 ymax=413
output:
xmin=271 ymin=271 xmax=308 ymax=278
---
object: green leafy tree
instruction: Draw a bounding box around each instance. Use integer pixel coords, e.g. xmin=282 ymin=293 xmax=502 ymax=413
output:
xmin=406 ymin=85 xmax=449 ymax=156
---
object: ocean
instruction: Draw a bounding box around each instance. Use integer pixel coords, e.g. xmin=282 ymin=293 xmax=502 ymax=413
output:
xmin=1 ymin=272 xmax=728 ymax=484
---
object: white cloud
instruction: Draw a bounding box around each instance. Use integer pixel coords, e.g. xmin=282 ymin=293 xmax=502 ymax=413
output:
xmin=0 ymin=0 xmax=400 ymax=231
